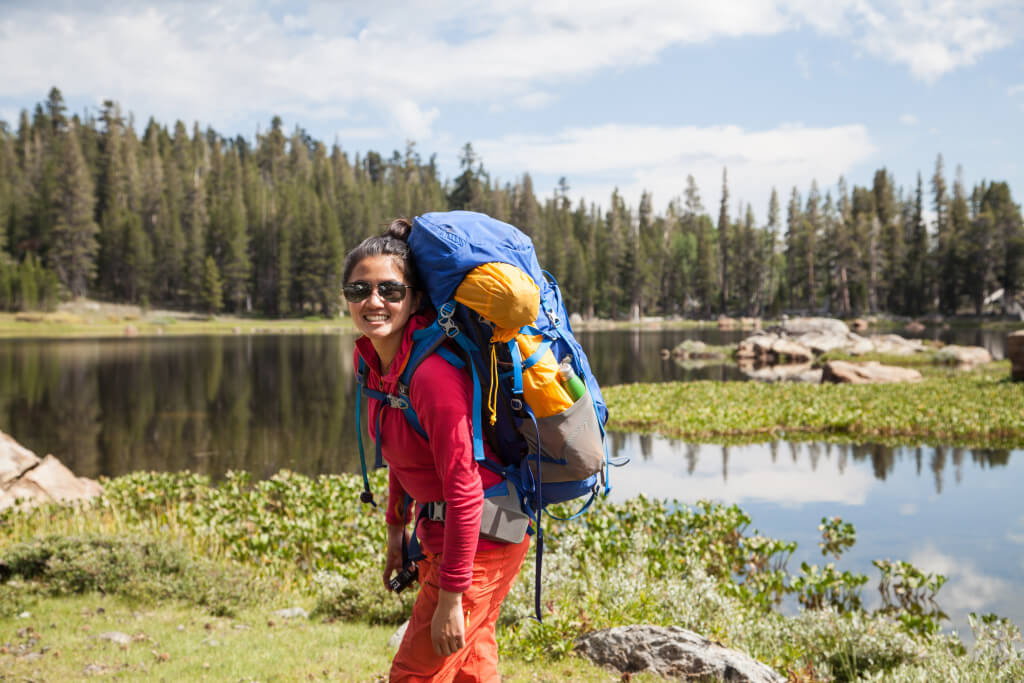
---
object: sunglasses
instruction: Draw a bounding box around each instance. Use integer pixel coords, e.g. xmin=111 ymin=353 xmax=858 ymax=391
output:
xmin=342 ymin=280 xmax=413 ymax=303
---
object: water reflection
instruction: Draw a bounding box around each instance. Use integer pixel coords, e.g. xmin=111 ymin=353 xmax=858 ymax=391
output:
xmin=0 ymin=335 xmax=362 ymax=480
xmin=605 ymin=434 xmax=1024 ymax=641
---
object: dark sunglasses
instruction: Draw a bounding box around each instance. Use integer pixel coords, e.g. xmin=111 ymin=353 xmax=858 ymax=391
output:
xmin=342 ymin=280 xmax=413 ymax=303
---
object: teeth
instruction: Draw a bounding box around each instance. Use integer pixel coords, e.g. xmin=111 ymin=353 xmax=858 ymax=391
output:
xmin=364 ymin=314 xmax=389 ymax=322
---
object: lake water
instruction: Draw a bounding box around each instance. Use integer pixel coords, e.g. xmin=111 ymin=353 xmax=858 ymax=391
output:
xmin=1 ymin=328 xmax=1020 ymax=639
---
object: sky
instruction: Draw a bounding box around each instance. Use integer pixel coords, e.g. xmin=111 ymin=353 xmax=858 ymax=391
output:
xmin=1 ymin=0 xmax=1023 ymax=220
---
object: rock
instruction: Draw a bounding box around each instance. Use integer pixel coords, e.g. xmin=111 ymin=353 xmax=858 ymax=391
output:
xmin=389 ymin=619 xmax=409 ymax=650
xmin=673 ymin=340 xmax=727 ymax=360
xmin=821 ymin=361 xmax=922 ymax=384
xmin=575 ymin=625 xmax=784 ymax=682
xmin=904 ymin=320 xmax=926 ymax=333
xmin=717 ymin=316 xmax=738 ymax=330
xmin=569 ymin=312 xmax=584 ymax=328
xmin=0 ymin=431 xmax=102 ymax=511
xmin=98 ymin=631 xmax=132 ymax=645
xmin=740 ymin=363 xmax=820 ymax=383
xmin=0 ymin=432 xmax=40 ymax=485
xmin=778 ymin=317 xmax=849 ymax=337
xmin=849 ymin=318 xmax=869 ymax=332
xmin=123 ymin=324 xmax=138 ymax=337
xmin=869 ymin=334 xmax=928 ymax=355
xmin=272 ymin=607 xmax=309 ymax=619
xmin=1009 ymin=330 xmax=1024 ymax=381
xmin=769 ymin=338 xmax=813 ymax=362
xmin=934 ymin=345 xmax=993 ymax=366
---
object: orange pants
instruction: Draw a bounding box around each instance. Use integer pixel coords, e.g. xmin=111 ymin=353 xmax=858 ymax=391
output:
xmin=390 ymin=536 xmax=530 ymax=682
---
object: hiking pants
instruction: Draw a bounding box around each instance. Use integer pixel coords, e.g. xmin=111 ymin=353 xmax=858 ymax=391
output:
xmin=390 ymin=535 xmax=530 ymax=682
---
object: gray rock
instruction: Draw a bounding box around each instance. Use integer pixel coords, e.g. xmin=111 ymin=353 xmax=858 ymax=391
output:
xmin=778 ymin=317 xmax=849 ymax=337
xmin=739 ymin=362 xmax=818 ymax=383
xmin=98 ymin=631 xmax=132 ymax=645
xmin=575 ymin=625 xmax=784 ymax=682
xmin=0 ymin=431 xmax=103 ymax=511
xmin=272 ymin=607 xmax=309 ymax=619
xmin=868 ymin=334 xmax=928 ymax=355
xmin=821 ymin=361 xmax=922 ymax=384
xmin=934 ymin=345 xmax=992 ymax=366
xmin=389 ymin=619 xmax=409 ymax=650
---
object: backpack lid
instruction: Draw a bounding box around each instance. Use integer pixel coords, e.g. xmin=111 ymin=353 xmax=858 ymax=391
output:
xmin=410 ymin=211 xmax=545 ymax=309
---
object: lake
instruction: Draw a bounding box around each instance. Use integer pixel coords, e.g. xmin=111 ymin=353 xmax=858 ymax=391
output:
xmin=1 ymin=327 xmax=1020 ymax=639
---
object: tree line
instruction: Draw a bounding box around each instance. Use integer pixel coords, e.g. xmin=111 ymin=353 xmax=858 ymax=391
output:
xmin=2 ymin=88 xmax=1022 ymax=319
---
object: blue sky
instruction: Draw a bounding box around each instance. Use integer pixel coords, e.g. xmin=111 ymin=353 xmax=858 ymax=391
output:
xmin=1 ymin=1 xmax=1022 ymax=220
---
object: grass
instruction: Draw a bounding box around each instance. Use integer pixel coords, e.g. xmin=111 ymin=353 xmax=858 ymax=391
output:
xmin=0 ymin=308 xmax=355 ymax=339
xmin=604 ymin=361 xmax=1024 ymax=448
xmin=0 ymin=591 xmax=653 ymax=682
xmin=2 ymin=472 xmax=1022 ymax=682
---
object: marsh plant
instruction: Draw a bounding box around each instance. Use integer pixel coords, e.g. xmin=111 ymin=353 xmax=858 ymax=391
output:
xmin=2 ymin=470 xmax=1021 ymax=681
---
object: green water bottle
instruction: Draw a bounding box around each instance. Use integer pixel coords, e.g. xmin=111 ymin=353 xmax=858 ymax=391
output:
xmin=558 ymin=356 xmax=587 ymax=402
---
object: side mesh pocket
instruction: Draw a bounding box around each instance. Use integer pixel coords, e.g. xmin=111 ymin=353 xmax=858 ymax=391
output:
xmin=520 ymin=389 xmax=604 ymax=484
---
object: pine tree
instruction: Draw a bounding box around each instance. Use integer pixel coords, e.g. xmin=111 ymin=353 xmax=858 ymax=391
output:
xmin=932 ymin=155 xmax=957 ymax=314
xmin=717 ymin=168 xmax=729 ymax=312
xmin=201 ymin=255 xmax=223 ymax=313
xmin=50 ymin=124 xmax=99 ymax=298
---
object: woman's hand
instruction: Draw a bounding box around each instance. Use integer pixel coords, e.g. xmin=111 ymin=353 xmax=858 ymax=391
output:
xmin=431 ymin=589 xmax=466 ymax=657
xmin=383 ymin=523 xmax=407 ymax=590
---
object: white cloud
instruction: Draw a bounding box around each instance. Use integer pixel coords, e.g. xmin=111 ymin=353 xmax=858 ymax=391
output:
xmin=817 ymin=0 xmax=1021 ymax=83
xmin=606 ymin=438 xmax=876 ymax=507
xmin=1009 ymin=84 xmax=1024 ymax=97
xmin=899 ymin=113 xmax=919 ymax=125
xmin=476 ymin=122 xmax=877 ymax=215
xmin=908 ymin=543 xmax=1011 ymax=613
xmin=2 ymin=1 xmax=1013 ymax=136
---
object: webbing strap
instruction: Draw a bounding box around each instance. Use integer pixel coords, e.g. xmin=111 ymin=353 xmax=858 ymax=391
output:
xmin=446 ymin=320 xmax=485 ymax=464
xmin=506 ymin=340 xmax=524 ymax=396
xmin=521 ymin=339 xmax=552 ymax=371
xmin=355 ymin=359 xmax=376 ymax=507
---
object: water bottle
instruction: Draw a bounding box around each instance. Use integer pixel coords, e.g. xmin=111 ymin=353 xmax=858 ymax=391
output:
xmin=558 ymin=356 xmax=587 ymax=402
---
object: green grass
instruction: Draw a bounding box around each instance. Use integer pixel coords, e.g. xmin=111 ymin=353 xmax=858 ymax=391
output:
xmin=0 ymin=311 xmax=355 ymax=339
xmin=2 ymin=472 xmax=1022 ymax=682
xmin=604 ymin=361 xmax=1024 ymax=447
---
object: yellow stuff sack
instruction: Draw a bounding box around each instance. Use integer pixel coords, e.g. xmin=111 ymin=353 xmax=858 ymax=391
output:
xmin=455 ymin=262 xmax=572 ymax=417
xmin=513 ymin=333 xmax=574 ymax=418
xmin=455 ymin=263 xmax=539 ymax=343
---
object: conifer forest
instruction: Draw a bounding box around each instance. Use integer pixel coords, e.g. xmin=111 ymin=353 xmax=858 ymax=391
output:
xmin=1 ymin=88 xmax=1022 ymax=319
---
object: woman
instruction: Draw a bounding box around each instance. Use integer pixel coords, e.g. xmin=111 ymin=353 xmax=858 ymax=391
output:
xmin=343 ymin=218 xmax=530 ymax=682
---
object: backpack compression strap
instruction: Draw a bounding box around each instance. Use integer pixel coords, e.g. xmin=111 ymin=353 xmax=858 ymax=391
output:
xmin=354 ymin=312 xmax=488 ymax=507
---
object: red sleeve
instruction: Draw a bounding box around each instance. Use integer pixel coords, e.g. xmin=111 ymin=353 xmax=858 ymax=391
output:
xmin=410 ymin=354 xmax=483 ymax=593
xmin=385 ymin=469 xmax=409 ymax=526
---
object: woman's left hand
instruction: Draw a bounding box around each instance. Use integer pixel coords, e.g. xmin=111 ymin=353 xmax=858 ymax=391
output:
xmin=431 ymin=588 xmax=466 ymax=657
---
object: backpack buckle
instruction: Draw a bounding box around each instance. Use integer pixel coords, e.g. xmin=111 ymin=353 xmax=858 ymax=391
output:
xmin=386 ymin=395 xmax=409 ymax=410
xmin=427 ymin=501 xmax=446 ymax=522
xmin=510 ymin=398 xmax=523 ymax=412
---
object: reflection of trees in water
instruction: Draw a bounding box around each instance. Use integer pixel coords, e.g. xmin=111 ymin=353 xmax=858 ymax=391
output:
xmin=0 ymin=336 xmax=361 ymax=479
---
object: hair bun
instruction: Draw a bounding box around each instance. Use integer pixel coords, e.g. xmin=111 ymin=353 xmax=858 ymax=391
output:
xmin=385 ymin=217 xmax=413 ymax=241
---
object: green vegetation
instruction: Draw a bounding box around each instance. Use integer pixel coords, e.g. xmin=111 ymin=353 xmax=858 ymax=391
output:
xmin=4 ymin=89 xmax=1023 ymax=321
xmin=0 ymin=307 xmax=355 ymax=338
xmin=2 ymin=471 xmax=1021 ymax=681
xmin=605 ymin=362 xmax=1024 ymax=447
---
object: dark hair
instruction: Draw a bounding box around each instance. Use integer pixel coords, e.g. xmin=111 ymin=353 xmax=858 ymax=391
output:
xmin=342 ymin=218 xmax=421 ymax=290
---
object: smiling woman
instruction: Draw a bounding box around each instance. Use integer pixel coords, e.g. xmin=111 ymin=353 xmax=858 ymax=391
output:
xmin=342 ymin=218 xmax=530 ymax=682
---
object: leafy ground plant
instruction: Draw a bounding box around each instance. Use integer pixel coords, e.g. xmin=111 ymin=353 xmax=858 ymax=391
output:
xmin=603 ymin=364 xmax=1024 ymax=448
xmin=2 ymin=472 xmax=1023 ymax=681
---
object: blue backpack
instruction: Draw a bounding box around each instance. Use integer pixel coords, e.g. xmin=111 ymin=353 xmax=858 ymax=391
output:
xmin=355 ymin=210 xmax=611 ymax=618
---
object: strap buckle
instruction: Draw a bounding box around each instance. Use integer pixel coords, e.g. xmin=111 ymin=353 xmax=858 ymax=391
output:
xmin=426 ymin=501 xmax=446 ymax=522
xmin=386 ymin=394 xmax=409 ymax=410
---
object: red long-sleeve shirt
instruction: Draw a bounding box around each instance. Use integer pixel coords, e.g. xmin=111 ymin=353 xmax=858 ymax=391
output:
xmin=354 ymin=312 xmax=504 ymax=593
